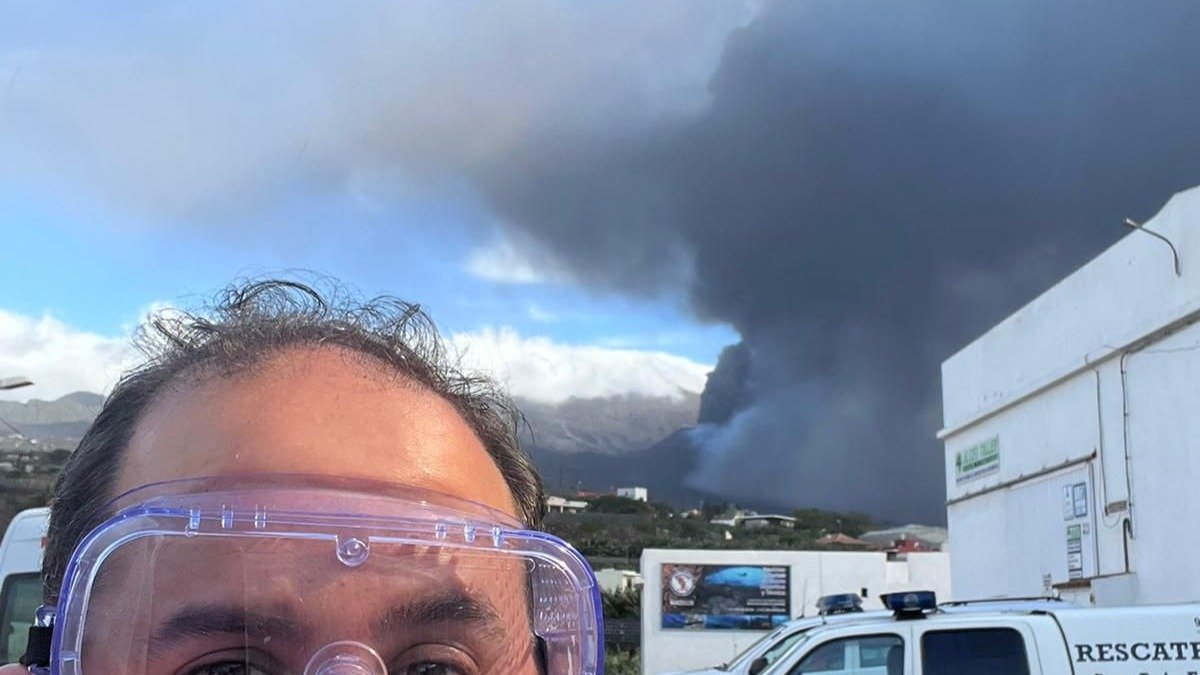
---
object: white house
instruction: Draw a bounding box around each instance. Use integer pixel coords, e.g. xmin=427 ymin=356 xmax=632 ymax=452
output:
xmin=595 ymin=568 xmax=643 ymax=593
xmin=545 ymin=495 xmax=589 ymax=514
xmin=616 ymin=486 xmax=648 ymax=502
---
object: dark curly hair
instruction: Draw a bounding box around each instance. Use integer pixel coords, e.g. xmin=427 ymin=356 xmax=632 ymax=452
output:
xmin=42 ymin=278 xmax=544 ymax=603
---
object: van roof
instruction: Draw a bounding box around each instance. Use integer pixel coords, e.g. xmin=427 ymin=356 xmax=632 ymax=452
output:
xmin=776 ymin=598 xmax=1070 ymax=632
xmin=1 ymin=508 xmax=49 ymax=541
xmin=793 ymin=599 xmax=1200 ymax=642
xmin=0 ymin=507 xmax=51 ymax=575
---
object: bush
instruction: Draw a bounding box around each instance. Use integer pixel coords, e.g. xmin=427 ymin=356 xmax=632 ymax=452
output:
xmin=601 ymin=586 xmax=642 ymax=620
xmin=605 ymin=648 xmax=640 ymax=675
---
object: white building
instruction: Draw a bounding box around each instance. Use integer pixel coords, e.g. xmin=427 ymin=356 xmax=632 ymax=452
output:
xmin=616 ymin=486 xmax=648 ymax=502
xmin=859 ymin=525 xmax=948 ymax=551
xmin=940 ymin=186 xmax=1200 ymax=606
xmin=640 ymin=548 xmax=950 ymax=674
xmin=709 ymin=513 xmax=798 ymax=529
xmin=545 ymin=495 xmax=589 ymax=514
xmin=595 ymin=568 xmax=643 ymax=593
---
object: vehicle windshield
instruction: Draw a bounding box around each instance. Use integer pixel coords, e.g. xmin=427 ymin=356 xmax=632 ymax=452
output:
xmin=755 ymin=634 xmax=814 ymax=675
xmin=720 ymin=628 xmax=789 ymax=670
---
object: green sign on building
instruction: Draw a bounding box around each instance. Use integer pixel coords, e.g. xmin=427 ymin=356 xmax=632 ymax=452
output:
xmin=955 ymin=436 xmax=1000 ymax=484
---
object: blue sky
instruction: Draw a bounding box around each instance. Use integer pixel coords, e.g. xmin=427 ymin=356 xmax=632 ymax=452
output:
xmin=0 ymin=179 xmax=734 ymax=360
xmin=0 ymin=179 xmax=738 ymax=403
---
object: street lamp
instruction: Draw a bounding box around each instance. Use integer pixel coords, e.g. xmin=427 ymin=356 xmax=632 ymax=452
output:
xmin=0 ymin=376 xmax=33 ymax=436
xmin=0 ymin=376 xmax=33 ymax=391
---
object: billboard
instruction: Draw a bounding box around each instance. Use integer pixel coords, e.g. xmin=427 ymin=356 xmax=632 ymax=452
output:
xmin=660 ymin=563 xmax=790 ymax=630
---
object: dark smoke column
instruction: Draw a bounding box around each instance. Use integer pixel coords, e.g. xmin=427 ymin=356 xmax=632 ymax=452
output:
xmin=474 ymin=0 xmax=1200 ymax=524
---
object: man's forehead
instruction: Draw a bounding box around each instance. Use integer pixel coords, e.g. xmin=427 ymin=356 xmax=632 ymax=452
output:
xmin=115 ymin=346 xmax=521 ymax=519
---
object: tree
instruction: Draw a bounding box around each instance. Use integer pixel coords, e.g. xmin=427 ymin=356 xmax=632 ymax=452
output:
xmin=601 ymin=586 xmax=642 ymax=620
xmin=587 ymin=495 xmax=655 ymax=515
xmin=791 ymin=508 xmax=874 ymax=537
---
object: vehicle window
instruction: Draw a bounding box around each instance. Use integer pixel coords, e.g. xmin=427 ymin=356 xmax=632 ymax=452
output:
xmin=0 ymin=573 xmax=41 ymax=664
xmin=788 ymin=634 xmax=903 ymax=675
xmin=761 ymin=631 xmax=808 ymax=667
xmin=921 ymin=628 xmax=1030 ymax=675
xmin=858 ymin=636 xmax=903 ymax=668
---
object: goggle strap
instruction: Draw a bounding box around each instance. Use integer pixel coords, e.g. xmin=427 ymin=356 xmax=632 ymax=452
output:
xmin=19 ymin=624 xmax=52 ymax=669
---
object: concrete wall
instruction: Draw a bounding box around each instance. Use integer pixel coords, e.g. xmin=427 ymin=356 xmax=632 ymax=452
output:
xmin=941 ymin=186 xmax=1200 ymax=606
xmin=639 ymin=548 xmax=950 ymax=674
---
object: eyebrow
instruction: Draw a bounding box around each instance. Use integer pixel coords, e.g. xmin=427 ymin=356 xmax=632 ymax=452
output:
xmin=149 ymin=604 xmax=307 ymax=655
xmin=369 ymin=590 xmax=506 ymax=641
xmin=146 ymin=592 xmax=508 ymax=656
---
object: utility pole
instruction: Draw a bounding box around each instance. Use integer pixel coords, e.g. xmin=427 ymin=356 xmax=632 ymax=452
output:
xmin=0 ymin=376 xmax=34 ymax=437
xmin=0 ymin=376 xmax=33 ymax=391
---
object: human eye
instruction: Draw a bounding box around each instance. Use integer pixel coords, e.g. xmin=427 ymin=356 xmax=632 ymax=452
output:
xmin=177 ymin=649 xmax=277 ymax=675
xmin=396 ymin=664 xmax=467 ymax=675
xmin=390 ymin=645 xmax=477 ymax=675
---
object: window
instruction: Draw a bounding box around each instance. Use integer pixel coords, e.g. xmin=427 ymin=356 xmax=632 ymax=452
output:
xmin=761 ymin=631 xmax=808 ymax=667
xmin=0 ymin=573 xmax=41 ymax=664
xmin=921 ymin=628 xmax=1030 ymax=675
xmin=788 ymin=634 xmax=903 ymax=675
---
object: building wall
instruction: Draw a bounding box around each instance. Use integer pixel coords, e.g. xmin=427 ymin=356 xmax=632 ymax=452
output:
xmin=618 ymin=487 xmax=649 ymax=502
xmin=1121 ymin=325 xmax=1200 ymax=603
xmin=941 ymin=186 xmax=1200 ymax=606
xmin=639 ymin=548 xmax=950 ymax=674
xmin=596 ymin=568 xmax=643 ymax=593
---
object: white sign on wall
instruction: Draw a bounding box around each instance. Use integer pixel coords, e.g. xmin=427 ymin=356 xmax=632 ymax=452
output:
xmin=955 ymin=437 xmax=1000 ymax=484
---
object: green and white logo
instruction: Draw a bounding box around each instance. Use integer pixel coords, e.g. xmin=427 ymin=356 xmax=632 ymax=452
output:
xmin=955 ymin=436 xmax=1000 ymax=484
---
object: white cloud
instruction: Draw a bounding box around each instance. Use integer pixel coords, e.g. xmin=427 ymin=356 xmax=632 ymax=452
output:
xmin=0 ymin=310 xmax=134 ymax=402
xmin=450 ymin=326 xmax=711 ymax=404
xmin=465 ymin=233 xmax=575 ymax=285
xmin=0 ymin=308 xmax=713 ymax=406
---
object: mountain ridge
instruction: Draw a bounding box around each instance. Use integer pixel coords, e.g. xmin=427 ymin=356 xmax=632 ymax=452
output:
xmin=0 ymin=390 xmax=834 ymax=513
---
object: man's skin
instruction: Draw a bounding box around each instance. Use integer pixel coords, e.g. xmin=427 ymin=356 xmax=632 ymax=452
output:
xmin=1 ymin=346 xmax=537 ymax=673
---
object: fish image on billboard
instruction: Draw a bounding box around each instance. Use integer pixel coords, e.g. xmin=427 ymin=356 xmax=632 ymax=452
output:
xmin=704 ymin=566 xmax=767 ymax=588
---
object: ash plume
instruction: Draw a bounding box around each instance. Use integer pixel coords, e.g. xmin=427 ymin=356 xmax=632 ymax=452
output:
xmin=473 ymin=0 xmax=1200 ymax=523
xmin=10 ymin=1 xmax=1200 ymax=523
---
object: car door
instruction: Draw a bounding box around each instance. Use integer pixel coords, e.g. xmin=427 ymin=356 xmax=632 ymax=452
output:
xmin=771 ymin=625 xmax=914 ymax=675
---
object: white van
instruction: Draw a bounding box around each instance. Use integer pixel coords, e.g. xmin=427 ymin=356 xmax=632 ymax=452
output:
xmin=759 ymin=592 xmax=1200 ymax=675
xmin=664 ymin=597 xmax=1072 ymax=675
xmin=0 ymin=508 xmax=49 ymax=664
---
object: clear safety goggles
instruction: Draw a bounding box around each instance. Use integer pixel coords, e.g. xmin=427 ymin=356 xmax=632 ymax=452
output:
xmin=38 ymin=475 xmax=602 ymax=675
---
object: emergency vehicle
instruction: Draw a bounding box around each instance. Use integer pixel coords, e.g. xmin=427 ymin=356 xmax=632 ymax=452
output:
xmin=756 ymin=591 xmax=1200 ymax=675
xmin=663 ymin=595 xmax=893 ymax=675
xmin=0 ymin=507 xmax=49 ymax=664
xmin=663 ymin=595 xmax=1071 ymax=675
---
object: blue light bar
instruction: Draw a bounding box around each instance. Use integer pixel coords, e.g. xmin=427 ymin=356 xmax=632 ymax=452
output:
xmin=881 ymin=591 xmax=937 ymax=617
xmin=817 ymin=593 xmax=864 ymax=616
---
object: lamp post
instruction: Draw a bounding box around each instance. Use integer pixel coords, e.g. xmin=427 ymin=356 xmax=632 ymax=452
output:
xmin=0 ymin=376 xmax=33 ymax=391
xmin=0 ymin=376 xmax=33 ymax=437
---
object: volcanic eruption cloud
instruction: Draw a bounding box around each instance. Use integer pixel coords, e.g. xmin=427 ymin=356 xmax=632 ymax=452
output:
xmin=19 ymin=1 xmax=1200 ymax=524
xmin=474 ymin=0 xmax=1200 ymax=524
